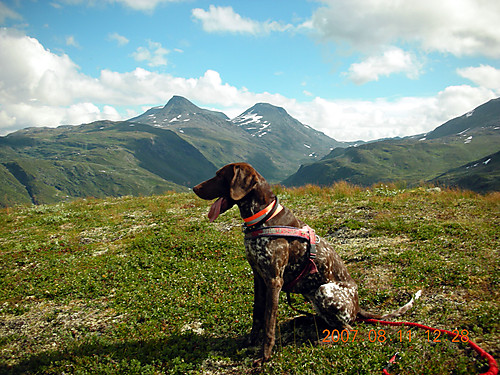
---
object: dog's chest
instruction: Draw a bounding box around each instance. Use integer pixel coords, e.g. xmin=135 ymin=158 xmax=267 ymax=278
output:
xmin=244 ymin=237 xmax=274 ymax=269
xmin=244 ymin=236 xmax=310 ymax=278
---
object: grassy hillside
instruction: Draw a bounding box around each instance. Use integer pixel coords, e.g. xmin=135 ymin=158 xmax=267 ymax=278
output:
xmin=0 ymin=121 xmax=216 ymax=207
xmin=0 ymin=186 xmax=498 ymax=374
xmin=432 ymin=151 xmax=500 ymax=193
xmin=283 ymin=125 xmax=500 ymax=190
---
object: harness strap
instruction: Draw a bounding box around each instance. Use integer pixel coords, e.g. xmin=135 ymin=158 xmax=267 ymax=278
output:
xmin=245 ymin=225 xmax=319 ymax=293
xmin=283 ymin=258 xmax=318 ymax=292
xmin=245 ymin=225 xmax=317 ymax=246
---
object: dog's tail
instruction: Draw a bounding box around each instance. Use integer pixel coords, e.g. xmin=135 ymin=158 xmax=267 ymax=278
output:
xmin=357 ymin=290 xmax=422 ymax=320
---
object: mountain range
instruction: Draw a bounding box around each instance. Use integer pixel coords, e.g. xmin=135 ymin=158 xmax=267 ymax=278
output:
xmin=0 ymin=96 xmax=498 ymax=207
xmin=129 ymin=96 xmax=343 ymax=180
xmin=283 ymin=98 xmax=500 ymax=191
xmin=0 ymin=96 xmax=342 ymax=206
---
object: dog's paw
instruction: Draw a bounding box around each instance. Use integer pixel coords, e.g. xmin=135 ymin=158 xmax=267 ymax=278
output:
xmin=252 ymin=356 xmax=269 ymax=367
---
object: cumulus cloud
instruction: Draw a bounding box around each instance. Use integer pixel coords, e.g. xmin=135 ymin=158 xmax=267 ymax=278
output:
xmin=131 ymin=40 xmax=169 ymax=67
xmin=311 ymin=0 xmax=500 ymax=58
xmin=285 ymin=85 xmax=496 ymax=141
xmin=0 ymin=28 xmax=497 ymax=141
xmin=346 ymin=48 xmax=422 ymax=84
xmin=191 ymin=5 xmax=292 ymax=35
xmin=0 ymin=29 xmax=122 ymax=132
xmin=0 ymin=29 xmax=90 ymax=106
xmin=457 ymin=65 xmax=500 ymax=93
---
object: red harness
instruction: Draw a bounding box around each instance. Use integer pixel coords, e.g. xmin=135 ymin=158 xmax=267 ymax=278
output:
xmin=244 ymin=221 xmax=319 ymax=292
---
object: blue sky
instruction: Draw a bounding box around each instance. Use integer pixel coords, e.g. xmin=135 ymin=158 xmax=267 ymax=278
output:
xmin=1 ymin=0 xmax=499 ymax=141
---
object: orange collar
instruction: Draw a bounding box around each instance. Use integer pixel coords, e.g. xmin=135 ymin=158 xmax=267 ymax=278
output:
xmin=243 ymin=199 xmax=283 ymax=227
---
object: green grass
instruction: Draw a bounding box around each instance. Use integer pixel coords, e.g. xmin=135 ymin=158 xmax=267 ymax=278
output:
xmin=0 ymin=185 xmax=498 ymax=374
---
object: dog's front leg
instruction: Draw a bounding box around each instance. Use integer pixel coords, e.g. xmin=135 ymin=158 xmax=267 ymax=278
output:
xmin=254 ymin=277 xmax=283 ymax=366
xmin=248 ymin=270 xmax=266 ymax=346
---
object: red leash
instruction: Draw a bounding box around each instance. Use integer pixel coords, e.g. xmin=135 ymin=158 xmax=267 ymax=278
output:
xmin=358 ymin=318 xmax=498 ymax=375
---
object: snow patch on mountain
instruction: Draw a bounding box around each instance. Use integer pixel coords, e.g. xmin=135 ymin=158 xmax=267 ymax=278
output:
xmin=232 ymin=110 xmax=272 ymax=137
xmin=233 ymin=111 xmax=263 ymax=126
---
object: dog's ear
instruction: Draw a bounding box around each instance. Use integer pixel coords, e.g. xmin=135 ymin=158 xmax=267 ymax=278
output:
xmin=229 ymin=164 xmax=259 ymax=201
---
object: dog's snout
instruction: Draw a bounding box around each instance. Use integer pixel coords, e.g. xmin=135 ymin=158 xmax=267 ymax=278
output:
xmin=192 ymin=184 xmax=203 ymax=197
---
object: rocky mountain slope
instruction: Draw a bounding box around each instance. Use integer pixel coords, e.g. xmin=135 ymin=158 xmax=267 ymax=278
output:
xmin=231 ymin=102 xmax=344 ymax=159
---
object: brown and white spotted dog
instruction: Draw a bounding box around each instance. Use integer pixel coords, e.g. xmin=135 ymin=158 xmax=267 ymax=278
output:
xmin=193 ymin=163 xmax=420 ymax=365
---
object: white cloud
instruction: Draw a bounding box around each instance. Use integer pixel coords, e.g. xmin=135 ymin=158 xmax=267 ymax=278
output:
xmin=0 ymin=29 xmax=497 ymax=142
xmin=0 ymin=2 xmax=22 ymax=23
xmin=285 ymin=85 xmax=496 ymax=141
xmin=311 ymin=0 xmax=500 ymax=58
xmin=346 ymin=48 xmax=422 ymax=84
xmin=131 ymin=40 xmax=169 ymax=67
xmin=191 ymin=5 xmax=292 ymax=35
xmin=108 ymin=32 xmax=129 ymax=46
xmin=457 ymin=65 xmax=500 ymax=93
xmin=0 ymin=29 xmax=92 ymax=106
xmin=0 ymin=102 xmax=121 ymax=134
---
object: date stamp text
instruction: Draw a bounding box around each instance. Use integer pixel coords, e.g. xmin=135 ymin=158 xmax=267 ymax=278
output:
xmin=321 ymin=328 xmax=470 ymax=344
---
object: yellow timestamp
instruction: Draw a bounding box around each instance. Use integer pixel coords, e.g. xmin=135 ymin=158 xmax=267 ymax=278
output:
xmin=321 ymin=328 xmax=470 ymax=343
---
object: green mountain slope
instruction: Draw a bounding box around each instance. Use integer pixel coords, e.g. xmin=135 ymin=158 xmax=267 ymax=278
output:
xmin=2 ymin=96 xmax=499 ymax=207
xmin=282 ymin=99 xmax=500 ymax=191
xmin=0 ymin=121 xmax=216 ymax=207
xmin=432 ymin=151 xmax=500 ymax=192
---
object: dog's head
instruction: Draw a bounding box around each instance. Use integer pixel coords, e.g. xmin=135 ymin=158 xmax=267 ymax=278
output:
xmin=193 ymin=163 xmax=262 ymax=222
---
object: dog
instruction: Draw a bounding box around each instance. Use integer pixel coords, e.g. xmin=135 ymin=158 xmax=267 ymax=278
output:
xmin=193 ymin=163 xmax=420 ymax=365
